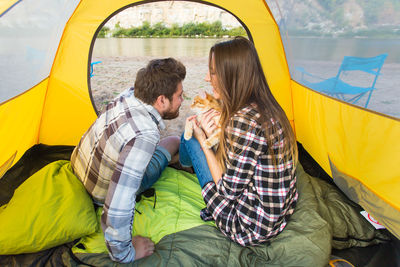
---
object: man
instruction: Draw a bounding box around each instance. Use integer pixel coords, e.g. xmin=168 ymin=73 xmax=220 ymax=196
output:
xmin=71 ymin=58 xmax=185 ymax=263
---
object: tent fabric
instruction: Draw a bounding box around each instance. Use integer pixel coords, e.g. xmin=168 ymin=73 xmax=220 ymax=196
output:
xmin=0 ymin=1 xmax=397 ymax=213
xmin=0 ymin=79 xmax=48 ymax=171
xmin=0 ymin=0 xmax=20 ymax=17
xmin=0 ymin=0 xmax=80 ymax=102
xmin=0 ymin=0 xmax=399 ymax=261
xmin=330 ymin=160 xmax=400 ymax=240
xmin=37 ymin=0 xmax=294 ymax=147
xmin=292 ymin=81 xmax=400 ymax=224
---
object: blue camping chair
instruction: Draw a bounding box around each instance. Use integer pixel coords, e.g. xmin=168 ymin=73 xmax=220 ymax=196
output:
xmin=90 ymin=61 xmax=102 ymax=78
xmin=296 ymin=53 xmax=387 ymax=108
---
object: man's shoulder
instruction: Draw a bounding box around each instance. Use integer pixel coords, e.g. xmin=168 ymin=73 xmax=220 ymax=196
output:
xmin=115 ymin=87 xmax=135 ymax=99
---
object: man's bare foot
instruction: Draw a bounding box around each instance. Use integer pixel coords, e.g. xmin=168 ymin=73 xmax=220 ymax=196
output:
xmin=169 ymin=161 xmax=195 ymax=174
xmin=169 ymin=152 xmax=180 ymax=165
xmin=132 ymin=235 xmax=155 ymax=260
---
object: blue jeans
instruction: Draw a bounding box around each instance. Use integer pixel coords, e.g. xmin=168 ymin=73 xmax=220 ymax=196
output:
xmin=179 ymin=134 xmax=213 ymax=188
xmin=137 ymin=145 xmax=171 ymax=195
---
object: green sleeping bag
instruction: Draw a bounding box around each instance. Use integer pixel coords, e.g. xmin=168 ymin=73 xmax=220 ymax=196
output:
xmin=72 ymin=167 xmax=214 ymax=254
xmin=73 ymin=165 xmax=389 ymax=267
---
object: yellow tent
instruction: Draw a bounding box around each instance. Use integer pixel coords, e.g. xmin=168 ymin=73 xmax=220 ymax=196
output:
xmin=1 ymin=0 xmax=399 ymax=254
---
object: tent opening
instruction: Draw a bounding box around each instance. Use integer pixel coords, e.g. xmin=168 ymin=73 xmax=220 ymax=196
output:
xmin=88 ymin=1 xmax=249 ymax=137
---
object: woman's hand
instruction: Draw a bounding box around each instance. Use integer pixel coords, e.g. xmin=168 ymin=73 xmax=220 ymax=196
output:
xmin=199 ymin=109 xmax=219 ymax=138
xmin=187 ymin=116 xmax=207 ymax=144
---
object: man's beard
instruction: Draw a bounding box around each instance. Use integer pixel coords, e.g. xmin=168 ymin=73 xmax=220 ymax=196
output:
xmin=162 ymin=107 xmax=179 ymax=120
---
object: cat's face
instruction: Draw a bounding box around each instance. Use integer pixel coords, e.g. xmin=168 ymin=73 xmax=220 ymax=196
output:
xmin=191 ymin=92 xmax=221 ymax=113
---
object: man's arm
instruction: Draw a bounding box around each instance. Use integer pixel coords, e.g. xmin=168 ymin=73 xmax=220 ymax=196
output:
xmin=101 ymin=134 xmax=158 ymax=263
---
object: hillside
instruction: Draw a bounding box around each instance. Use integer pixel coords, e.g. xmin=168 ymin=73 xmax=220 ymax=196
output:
xmin=104 ymin=0 xmax=400 ymax=38
xmin=269 ymin=0 xmax=400 ymax=37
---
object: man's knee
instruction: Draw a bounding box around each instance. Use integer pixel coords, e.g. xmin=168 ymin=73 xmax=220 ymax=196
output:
xmin=159 ymin=136 xmax=180 ymax=157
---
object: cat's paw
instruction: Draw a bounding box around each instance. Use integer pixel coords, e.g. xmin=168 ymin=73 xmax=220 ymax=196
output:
xmin=203 ymin=136 xmax=219 ymax=149
xmin=202 ymin=139 xmax=214 ymax=149
xmin=184 ymin=121 xmax=193 ymax=140
xmin=202 ymin=140 xmax=212 ymax=149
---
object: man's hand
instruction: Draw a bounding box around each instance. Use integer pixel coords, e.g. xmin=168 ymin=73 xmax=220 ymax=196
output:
xmin=132 ymin=235 xmax=155 ymax=260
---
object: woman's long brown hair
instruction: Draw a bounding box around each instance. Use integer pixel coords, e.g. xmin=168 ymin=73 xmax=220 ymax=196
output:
xmin=210 ymin=36 xmax=297 ymax=170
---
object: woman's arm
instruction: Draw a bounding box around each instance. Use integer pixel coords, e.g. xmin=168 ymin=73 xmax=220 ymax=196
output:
xmin=200 ymin=143 xmax=222 ymax=184
xmin=190 ymin=117 xmax=222 ymax=184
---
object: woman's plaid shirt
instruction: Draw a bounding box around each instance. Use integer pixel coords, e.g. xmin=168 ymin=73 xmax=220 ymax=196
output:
xmin=200 ymin=105 xmax=298 ymax=246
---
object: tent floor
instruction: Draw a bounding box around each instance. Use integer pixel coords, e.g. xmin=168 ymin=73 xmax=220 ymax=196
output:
xmin=0 ymin=143 xmax=399 ymax=266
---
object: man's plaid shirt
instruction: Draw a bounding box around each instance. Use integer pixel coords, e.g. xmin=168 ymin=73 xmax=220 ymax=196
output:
xmin=200 ymin=105 xmax=298 ymax=246
xmin=71 ymin=88 xmax=164 ymax=263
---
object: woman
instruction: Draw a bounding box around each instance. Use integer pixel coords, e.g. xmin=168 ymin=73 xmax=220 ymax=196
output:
xmin=179 ymin=36 xmax=298 ymax=246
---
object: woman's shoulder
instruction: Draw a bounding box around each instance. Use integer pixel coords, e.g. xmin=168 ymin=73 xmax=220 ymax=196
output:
xmin=231 ymin=104 xmax=285 ymax=135
xmin=230 ymin=104 xmax=262 ymax=132
xmin=233 ymin=104 xmax=259 ymax=121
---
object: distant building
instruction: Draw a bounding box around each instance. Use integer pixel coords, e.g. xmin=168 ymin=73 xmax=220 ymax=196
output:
xmin=105 ymin=2 xmax=242 ymax=30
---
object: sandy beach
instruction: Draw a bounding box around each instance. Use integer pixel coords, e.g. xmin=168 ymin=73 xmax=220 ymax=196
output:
xmin=90 ymin=55 xmax=399 ymax=140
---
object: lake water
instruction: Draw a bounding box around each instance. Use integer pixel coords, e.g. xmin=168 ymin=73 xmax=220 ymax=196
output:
xmin=287 ymin=37 xmax=400 ymax=63
xmin=93 ymin=37 xmax=400 ymax=63
xmin=93 ymin=38 xmax=224 ymax=58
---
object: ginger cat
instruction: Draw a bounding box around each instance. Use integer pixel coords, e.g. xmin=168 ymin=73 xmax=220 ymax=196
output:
xmin=184 ymin=92 xmax=221 ymax=149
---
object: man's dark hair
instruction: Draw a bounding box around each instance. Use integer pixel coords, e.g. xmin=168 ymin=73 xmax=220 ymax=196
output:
xmin=134 ymin=58 xmax=186 ymax=104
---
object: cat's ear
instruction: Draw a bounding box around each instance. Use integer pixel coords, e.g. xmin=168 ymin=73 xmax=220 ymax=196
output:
xmin=193 ymin=95 xmax=201 ymax=103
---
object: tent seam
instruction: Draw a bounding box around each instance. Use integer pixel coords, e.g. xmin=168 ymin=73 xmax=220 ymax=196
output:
xmin=292 ymin=80 xmax=400 ymax=122
xmin=36 ymin=0 xmax=85 ymax=144
xmin=329 ymin=156 xmax=400 ymax=212
xmin=0 ymin=0 xmax=22 ymax=18
xmin=0 ymin=77 xmax=49 ymax=107
xmin=262 ymin=0 xmax=297 ymax=137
